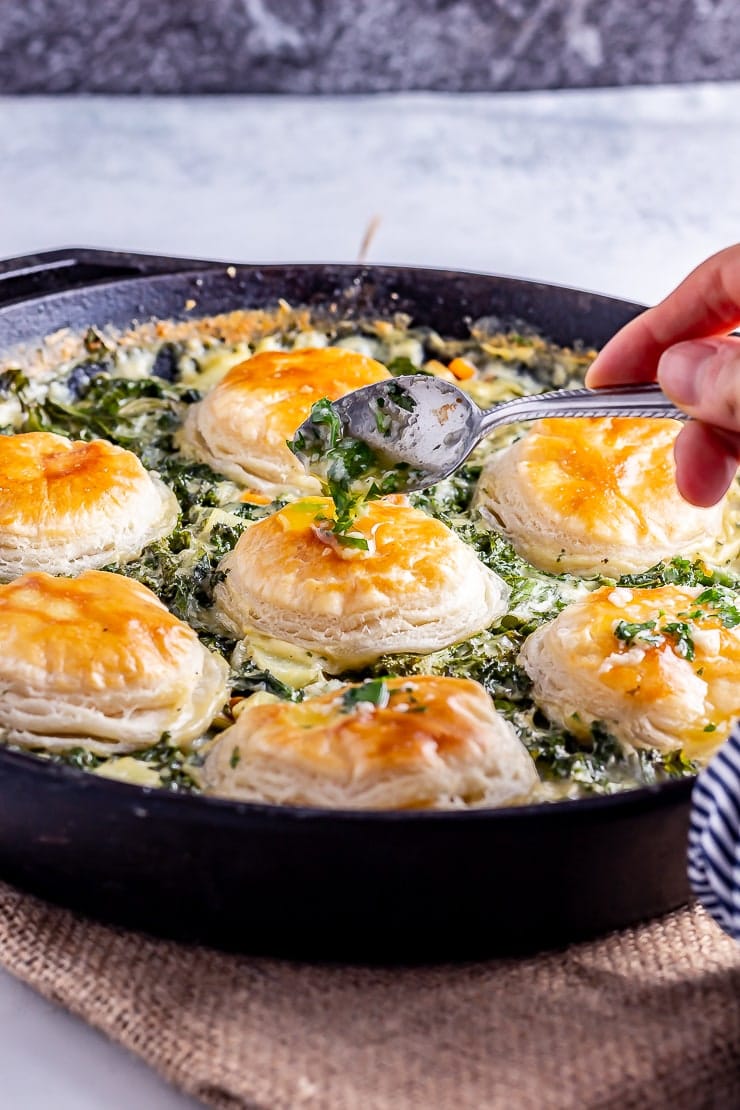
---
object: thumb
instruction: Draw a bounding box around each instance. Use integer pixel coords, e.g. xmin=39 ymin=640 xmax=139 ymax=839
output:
xmin=657 ymin=336 xmax=740 ymax=432
xmin=672 ymin=420 xmax=740 ymax=507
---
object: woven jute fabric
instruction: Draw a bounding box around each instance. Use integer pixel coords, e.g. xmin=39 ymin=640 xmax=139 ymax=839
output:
xmin=0 ymin=884 xmax=738 ymax=1110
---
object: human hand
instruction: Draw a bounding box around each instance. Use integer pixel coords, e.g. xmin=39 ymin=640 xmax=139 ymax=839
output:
xmin=585 ymin=244 xmax=740 ymax=507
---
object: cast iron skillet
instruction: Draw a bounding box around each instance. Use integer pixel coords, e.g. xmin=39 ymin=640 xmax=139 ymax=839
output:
xmin=0 ymin=249 xmax=694 ymax=959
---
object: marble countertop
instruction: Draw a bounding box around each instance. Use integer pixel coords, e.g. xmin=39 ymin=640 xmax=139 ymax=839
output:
xmin=2 ymin=85 xmax=740 ymax=304
xmin=0 ymin=84 xmax=739 ymax=1109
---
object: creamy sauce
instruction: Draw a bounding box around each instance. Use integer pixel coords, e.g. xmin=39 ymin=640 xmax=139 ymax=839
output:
xmin=0 ymin=311 xmax=717 ymax=799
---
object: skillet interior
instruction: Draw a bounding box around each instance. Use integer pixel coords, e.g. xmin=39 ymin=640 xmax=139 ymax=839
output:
xmin=0 ymin=252 xmax=693 ymax=958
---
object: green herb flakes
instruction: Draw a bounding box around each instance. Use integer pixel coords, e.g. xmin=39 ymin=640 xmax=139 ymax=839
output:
xmin=341 ymin=679 xmax=391 ymax=712
xmin=613 ymin=620 xmax=662 ymax=648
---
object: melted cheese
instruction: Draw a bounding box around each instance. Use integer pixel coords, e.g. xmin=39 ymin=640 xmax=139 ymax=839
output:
xmin=520 ymin=583 xmax=740 ymax=759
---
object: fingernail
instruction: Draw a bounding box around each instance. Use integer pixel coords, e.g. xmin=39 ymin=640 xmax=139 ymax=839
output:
xmin=657 ymin=340 xmax=719 ymax=407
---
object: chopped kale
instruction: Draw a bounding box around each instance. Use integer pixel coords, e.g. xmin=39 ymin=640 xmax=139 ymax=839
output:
xmin=17 ymin=373 xmax=188 ymax=454
xmin=384 ymin=379 xmax=418 ymax=412
xmin=154 ymin=458 xmax=226 ymax=511
xmin=0 ymin=318 xmax=724 ymax=801
xmin=51 ymin=747 xmax=105 ymax=772
xmin=618 ymin=556 xmax=738 ymax=590
xmin=301 ymin=396 xmax=341 ymax=449
xmin=409 ymin=465 xmax=480 ymax=521
xmin=660 ymin=748 xmax=700 ymax=777
xmin=288 ymin=397 xmax=408 ymax=544
xmin=116 ymin=538 xmax=228 ymax=627
xmin=230 ymin=662 xmax=302 ymax=703
xmin=374 ymin=399 xmax=392 ymax=435
xmin=137 ymin=734 xmax=200 ymax=792
xmin=0 ymin=367 xmax=29 ymax=395
xmin=526 ymin=720 xmax=696 ymax=792
xmin=385 ymin=356 xmax=421 ymax=377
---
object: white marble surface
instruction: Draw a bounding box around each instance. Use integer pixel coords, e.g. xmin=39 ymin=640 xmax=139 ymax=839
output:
xmin=0 ymin=84 xmax=739 ymax=1109
xmin=0 ymin=973 xmax=198 ymax=1109
xmin=1 ymin=85 xmax=740 ymax=304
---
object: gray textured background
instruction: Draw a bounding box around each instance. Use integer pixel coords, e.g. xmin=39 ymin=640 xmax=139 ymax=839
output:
xmin=1 ymin=0 xmax=740 ymax=93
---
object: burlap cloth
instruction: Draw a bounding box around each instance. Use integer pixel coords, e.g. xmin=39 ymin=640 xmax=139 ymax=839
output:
xmin=0 ymin=883 xmax=738 ymax=1110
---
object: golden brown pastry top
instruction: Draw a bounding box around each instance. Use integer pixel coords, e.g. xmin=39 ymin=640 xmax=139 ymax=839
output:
xmin=215 ymin=497 xmax=508 ymax=670
xmin=242 ymin=496 xmax=468 ymax=601
xmin=519 ymin=583 xmax=740 ymax=757
xmin=475 ymin=417 xmax=731 ymax=575
xmin=0 ymin=570 xmax=202 ymax=696
xmin=201 ymin=675 xmax=538 ymax=809
xmin=241 ymin=676 xmax=494 ymax=774
xmin=213 ymin=346 xmax=390 ymax=425
xmin=0 ymin=432 xmax=156 ymax=533
xmin=576 ymin=585 xmax=739 ymax=734
xmin=514 ymin=417 xmax=679 ymax=535
xmin=179 ymin=347 xmax=392 ymax=493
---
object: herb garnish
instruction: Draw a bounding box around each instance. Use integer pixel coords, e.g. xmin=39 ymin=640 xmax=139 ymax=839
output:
xmin=341 ymin=678 xmax=391 ymax=711
xmin=618 ymin=556 xmax=739 ymax=590
xmin=288 ymin=397 xmax=409 ymax=547
xmin=613 ymin=619 xmax=662 ymax=648
xmin=695 ymin=586 xmax=740 ymax=628
xmin=613 ymin=617 xmax=695 ymax=659
xmin=661 ymin=621 xmax=695 ymax=660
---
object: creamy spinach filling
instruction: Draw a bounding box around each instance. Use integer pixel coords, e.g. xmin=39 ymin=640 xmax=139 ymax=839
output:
xmin=0 ymin=313 xmax=721 ymax=798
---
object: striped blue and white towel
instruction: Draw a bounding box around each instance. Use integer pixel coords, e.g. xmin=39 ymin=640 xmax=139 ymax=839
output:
xmin=688 ymin=724 xmax=740 ymax=941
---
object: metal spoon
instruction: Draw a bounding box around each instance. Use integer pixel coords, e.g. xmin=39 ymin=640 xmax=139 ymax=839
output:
xmin=292 ymin=375 xmax=686 ymax=494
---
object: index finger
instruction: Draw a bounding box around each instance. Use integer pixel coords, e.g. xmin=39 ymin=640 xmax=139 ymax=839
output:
xmin=585 ymin=243 xmax=740 ymax=387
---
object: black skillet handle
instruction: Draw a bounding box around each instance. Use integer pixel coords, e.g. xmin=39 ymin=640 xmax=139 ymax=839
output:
xmin=0 ymin=248 xmax=224 ymax=308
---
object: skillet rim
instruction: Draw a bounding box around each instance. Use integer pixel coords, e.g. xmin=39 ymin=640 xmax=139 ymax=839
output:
xmin=0 ymin=255 xmax=696 ymax=823
xmin=0 ymin=257 xmax=649 ymax=335
xmin=0 ymin=744 xmax=694 ymax=823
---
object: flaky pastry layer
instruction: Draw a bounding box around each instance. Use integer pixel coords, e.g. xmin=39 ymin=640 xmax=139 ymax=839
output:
xmin=201 ymin=675 xmax=537 ymax=809
xmin=476 ymin=418 xmax=731 ymax=576
xmin=0 ymin=432 xmax=178 ymax=579
xmin=0 ymin=571 xmax=229 ymax=754
xmin=215 ymin=497 xmax=509 ymax=671
xmin=179 ymin=346 xmax=391 ymax=496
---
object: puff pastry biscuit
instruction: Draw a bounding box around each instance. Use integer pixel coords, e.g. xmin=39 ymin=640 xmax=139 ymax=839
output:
xmin=215 ymin=497 xmax=508 ymax=671
xmin=519 ymin=583 xmax=740 ymax=759
xmin=476 ymin=418 xmax=730 ymax=576
xmin=0 ymin=571 xmax=229 ymax=754
xmin=0 ymin=432 xmax=178 ymax=579
xmin=179 ymin=347 xmax=391 ymax=496
xmin=201 ymin=675 xmax=538 ymax=809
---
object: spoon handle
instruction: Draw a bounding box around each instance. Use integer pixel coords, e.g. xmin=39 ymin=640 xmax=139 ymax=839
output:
xmin=479 ymin=382 xmax=686 ymax=434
